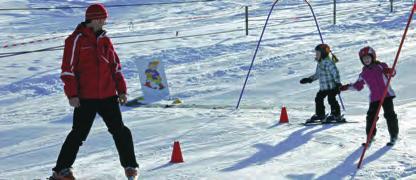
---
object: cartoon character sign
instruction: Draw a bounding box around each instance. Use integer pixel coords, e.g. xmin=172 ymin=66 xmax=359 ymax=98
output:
xmin=144 ymin=60 xmax=165 ymax=90
xmin=136 ymin=59 xmax=170 ymax=103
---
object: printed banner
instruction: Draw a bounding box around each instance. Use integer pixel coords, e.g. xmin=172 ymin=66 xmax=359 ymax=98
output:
xmin=136 ymin=59 xmax=170 ymax=103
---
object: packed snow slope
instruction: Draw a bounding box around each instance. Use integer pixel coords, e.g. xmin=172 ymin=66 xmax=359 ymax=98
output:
xmin=0 ymin=0 xmax=415 ymax=179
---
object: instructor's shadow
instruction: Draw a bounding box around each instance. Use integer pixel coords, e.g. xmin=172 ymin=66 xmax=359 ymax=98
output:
xmin=222 ymin=125 xmax=334 ymax=172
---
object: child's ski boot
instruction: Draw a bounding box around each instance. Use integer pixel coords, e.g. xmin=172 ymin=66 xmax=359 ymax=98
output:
xmin=49 ymin=168 xmax=75 ymax=180
xmin=125 ymin=167 xmax=139 ymax=180
xmin=362 ymin=137 xmax=375 ymax=147
xmin=305 ymin=114 xmax=327 ymax=123
xmin=386 ymin=136 xmax=397 ymax=146
xmin=323 ymin=114 xmax=346 ymax=123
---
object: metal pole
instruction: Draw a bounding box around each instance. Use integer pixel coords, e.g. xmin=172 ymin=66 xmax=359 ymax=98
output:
xmin=236 ymin=0 xmax=279 ymax=109
xmin=333 ymin=0 xmax=336 ymax=25
xmin=245 ymin=6 xmax=249 ymax=36
xmin=390 ymin=0 xmax=393 ymax=13
xmin=304 ymin=0 xmax=324 ymax=43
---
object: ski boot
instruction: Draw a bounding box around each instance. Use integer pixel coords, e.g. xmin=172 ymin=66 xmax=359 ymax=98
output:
xmin=158 ymin=83 xmax=165 ymax=90
xmin=49 ymin=168 xmax=75 ymax=180
xmin=386 ymin=136 xmax=398 ymax=146
xmin=305 ymin=114 xmax=326 ymax=123
xmin=323 ymin=114 xmax=345 ymax=123
xmin=125 ymin=167 xmax=139 ymax=180
xmin=362 ymin=136 xmax=375 ymax=147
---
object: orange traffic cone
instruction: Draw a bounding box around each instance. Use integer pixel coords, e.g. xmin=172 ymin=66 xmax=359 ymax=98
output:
xmin=170 ymin=141 xmax=184 ymax=163
xmin=279 ymin=106 xmax=289 ymax=123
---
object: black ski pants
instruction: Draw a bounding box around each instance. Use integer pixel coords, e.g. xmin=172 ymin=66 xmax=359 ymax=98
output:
xmin=53 ymin=96 xmax=138 ymax=172
xmin=366 ymin=96 xmax=399 ymax=138
xmin=315 ymin=89 xmax=341 ymax=117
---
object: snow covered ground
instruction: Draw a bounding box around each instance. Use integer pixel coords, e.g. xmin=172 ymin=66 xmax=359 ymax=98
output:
xmin=0 ymin=0 xmax=415 ymax=179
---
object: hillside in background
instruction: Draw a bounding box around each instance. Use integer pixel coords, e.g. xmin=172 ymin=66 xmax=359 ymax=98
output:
xmin=0 ymin=0 xmax=415 ymax=179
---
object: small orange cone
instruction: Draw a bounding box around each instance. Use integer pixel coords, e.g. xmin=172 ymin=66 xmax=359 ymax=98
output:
xmin=279 ymin=106 xmax=289 ymax=123
xmin=170 ymin=141 xmax=184 ymax=163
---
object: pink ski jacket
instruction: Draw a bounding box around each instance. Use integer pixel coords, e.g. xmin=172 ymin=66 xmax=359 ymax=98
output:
xmin=348 ymin=62 xmax=395 ymax=102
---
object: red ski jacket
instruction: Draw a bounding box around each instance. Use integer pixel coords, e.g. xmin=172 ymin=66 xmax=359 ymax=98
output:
xmin=61 ymin=23 xmax=127 ymax=99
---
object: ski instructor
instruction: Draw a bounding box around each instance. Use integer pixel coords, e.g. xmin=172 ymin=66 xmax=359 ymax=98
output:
xmin=51 ymin=3 xmax=139 ymax=180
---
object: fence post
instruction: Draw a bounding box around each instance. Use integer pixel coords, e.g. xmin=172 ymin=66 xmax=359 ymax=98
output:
xmin=245 ymin=6 xmax=249 ymax=36
xmin=128 ymin=19 xmax=134 ymax=31
xmin=333 ymin=0 xmax=336 ymax=25
xmin=390 ymin=0 xmax=393 ymax=13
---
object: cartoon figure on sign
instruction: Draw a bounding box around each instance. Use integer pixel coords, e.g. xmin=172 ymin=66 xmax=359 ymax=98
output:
xmin=144 ymin=60 xmax=165 ymax=90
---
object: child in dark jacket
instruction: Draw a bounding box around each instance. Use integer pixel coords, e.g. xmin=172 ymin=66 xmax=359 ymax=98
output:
xmin=300 ymin=44 xmax=343 ymax=123
xmin=340 ymin=46 xmax=399 ymax=145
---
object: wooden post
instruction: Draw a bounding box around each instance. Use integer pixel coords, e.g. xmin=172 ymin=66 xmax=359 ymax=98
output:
xmin=245 ymin=6 xmax=249 ymax=36
xmin=333 ymin=0 xmax=336 ymax=25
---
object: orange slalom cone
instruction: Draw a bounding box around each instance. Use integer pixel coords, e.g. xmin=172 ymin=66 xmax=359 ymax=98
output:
xmin=170 ymin=141 xmax=184 ymax=163
xmin=279 ymin=106 xmax=289 ymax=123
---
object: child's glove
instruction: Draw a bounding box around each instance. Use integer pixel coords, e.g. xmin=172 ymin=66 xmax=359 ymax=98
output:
xmin=300 ymin=78 xmax=313 ymax=84
xmin=335 ymin=83 xmax=342 ymax=94
xmin=159 ymin=83 xmax=165 ymax=90
xmin=144 ymin=82 xmax=152 ymax=88
xmin=340 ymin=84 xmax=350 ymax=91
xmin=383 ymin=68 xmax=396 ymax=77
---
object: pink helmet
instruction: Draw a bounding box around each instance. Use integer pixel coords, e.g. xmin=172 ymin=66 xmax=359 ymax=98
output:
xmin=359 ymin=46 xmax=376 ymax=61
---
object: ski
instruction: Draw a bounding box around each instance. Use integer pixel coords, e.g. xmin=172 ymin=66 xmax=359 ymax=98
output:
xmin=125 ymin=97 xmax=182 ymax=108
xmin=46 ymin=176 xmax=75 ymax=180
xmin=301 ymin=120 xmax=358 ymax=126
xmin=126 ymin=103 xmax=271 ymax=110
xmin=127 ymin=176 xmax=138 ymax=180
xmin=301 ymin=114 xmax=358 ymax=126
xmin=125 ymin=98 xmax=272 ymax=110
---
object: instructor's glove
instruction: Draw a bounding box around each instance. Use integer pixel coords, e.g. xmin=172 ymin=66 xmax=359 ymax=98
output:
xmin=68 ymin=97 xmax=80 ymax=108
xmin=300 ymin=78 xmax=313 ymax=84
xmin=118 ymin=93 xmax=128 ymax=105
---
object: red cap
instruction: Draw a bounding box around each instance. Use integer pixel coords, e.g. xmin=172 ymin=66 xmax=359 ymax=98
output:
xmin=85 ymin=4 xmax=108 ymax=20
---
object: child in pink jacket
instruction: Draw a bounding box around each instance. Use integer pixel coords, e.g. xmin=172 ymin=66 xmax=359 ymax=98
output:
xmin=340 ymin=46 xmax=398 ymax=146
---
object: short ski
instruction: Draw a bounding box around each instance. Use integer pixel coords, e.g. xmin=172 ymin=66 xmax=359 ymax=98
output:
xmin=47 ymin=176 xmax=75 ymax=180
xmin=301 ymin=114 xmax=358 ymax=126
xmin=127 ymin=176 xmax=138 ymax=180
xmin=125 ymin=97 xmax=182 ymax=108
xmin=125 ymin=100 xmax=271 ymax=110
xmin=301 ymin=120 xmax=358 ymax=126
